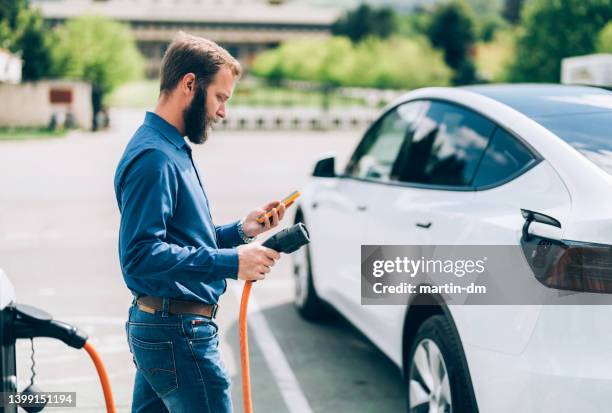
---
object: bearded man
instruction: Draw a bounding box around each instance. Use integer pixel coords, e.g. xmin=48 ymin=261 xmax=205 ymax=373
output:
xmin=114 ymin=32 xmax=285 ymax=412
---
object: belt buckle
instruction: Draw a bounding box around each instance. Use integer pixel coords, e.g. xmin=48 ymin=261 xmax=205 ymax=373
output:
xmin=211 ymin=304 xmax=219 ymax=319
xmin=138 ymin=303 xmax=156 ymax=314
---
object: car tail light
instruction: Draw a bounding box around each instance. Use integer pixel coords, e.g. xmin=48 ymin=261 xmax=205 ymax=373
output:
xmin=521 ymin=238 xmax=612 ymax=294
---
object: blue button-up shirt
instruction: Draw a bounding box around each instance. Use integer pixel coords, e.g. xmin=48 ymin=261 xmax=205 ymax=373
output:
xmin=114 ymin=112 xmax=244 ymax=304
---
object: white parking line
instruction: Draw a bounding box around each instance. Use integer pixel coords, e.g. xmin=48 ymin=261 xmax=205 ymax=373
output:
xmin=230 ymin=282 xmax=313 ymax=413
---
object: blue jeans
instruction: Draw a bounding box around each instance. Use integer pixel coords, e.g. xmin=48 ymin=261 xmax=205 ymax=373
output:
xmin=125 ymin=300 xmax=233 ymax=413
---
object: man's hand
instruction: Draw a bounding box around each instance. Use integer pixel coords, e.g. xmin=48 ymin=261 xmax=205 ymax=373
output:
xmin=236 ymin=243 xmax=280 ymax=281
xmin=242 ymin=200 xmax=286 ymax=238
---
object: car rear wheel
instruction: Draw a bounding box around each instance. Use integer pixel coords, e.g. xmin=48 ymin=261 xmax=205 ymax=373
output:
xmin=406 ymin=315 xmax=478 ymax=413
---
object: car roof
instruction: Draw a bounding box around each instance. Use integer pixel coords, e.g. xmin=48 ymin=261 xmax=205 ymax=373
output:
xmin=462 ymin=84 xmax=612 ymax=119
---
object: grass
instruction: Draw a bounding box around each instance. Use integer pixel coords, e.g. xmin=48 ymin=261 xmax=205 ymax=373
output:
xmin=106 ymin=78 xmax=367 ymax=108
xmin=0 ymin=127 xmax=68 ymax=142
xmin=105 ymin=79 xmax=160 ymax=108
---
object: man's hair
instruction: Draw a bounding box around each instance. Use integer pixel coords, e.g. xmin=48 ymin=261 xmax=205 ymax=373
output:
xmin=159 ymin=32 xmax=242 ymax=95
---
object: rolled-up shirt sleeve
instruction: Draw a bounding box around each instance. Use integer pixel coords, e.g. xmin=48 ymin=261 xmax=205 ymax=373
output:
xmin=118 ymin=149 xmax=239 ymax=282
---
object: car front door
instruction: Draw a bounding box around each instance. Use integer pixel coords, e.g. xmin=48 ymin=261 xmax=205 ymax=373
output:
xmin=311 ymin=101 xmax=424 ymax=319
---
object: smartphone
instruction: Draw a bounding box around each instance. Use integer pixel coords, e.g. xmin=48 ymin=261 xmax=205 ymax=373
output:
xmin=256 ymin=190 xmax=301 ymax=224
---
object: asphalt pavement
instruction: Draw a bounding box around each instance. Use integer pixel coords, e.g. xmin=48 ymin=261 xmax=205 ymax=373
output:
xmin=0 ymin=108 xmax=406 ymax=412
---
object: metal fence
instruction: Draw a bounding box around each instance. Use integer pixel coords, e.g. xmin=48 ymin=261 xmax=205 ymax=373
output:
xmin=217 ymin=106 xmax=380 ymax=131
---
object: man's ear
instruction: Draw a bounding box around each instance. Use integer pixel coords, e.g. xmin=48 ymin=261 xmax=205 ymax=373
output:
xmin=182 ymin=73 xmax=196 ymax=96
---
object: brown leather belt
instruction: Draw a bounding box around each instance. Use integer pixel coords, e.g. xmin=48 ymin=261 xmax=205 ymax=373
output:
xmin=136 ymin=295 xmax=218 ymax=319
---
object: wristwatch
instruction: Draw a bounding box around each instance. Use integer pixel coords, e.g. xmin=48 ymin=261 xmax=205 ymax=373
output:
xmin=237 ymin=220 xmax=256 ymax=243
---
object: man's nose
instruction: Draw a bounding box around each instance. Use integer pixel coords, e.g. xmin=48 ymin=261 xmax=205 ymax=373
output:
xmin=217 ymin=104 xmax=226 ymax=119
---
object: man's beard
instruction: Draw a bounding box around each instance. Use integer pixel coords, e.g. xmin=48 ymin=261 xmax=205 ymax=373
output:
xmin=183 ymin=84 xmax=217 ymax=145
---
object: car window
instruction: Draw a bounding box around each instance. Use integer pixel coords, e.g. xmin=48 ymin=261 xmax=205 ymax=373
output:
xmin=393 ymin=101 xmax=494 ymax=187
xmin=535 ymin=112 xmax=612 ymax=176
xmin=472 ymin=128 xmax=535 ymax=188
xmin=346 ymin=101 xmax=424 ymax=181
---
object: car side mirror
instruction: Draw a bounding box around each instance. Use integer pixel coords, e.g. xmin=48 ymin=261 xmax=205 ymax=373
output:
xmin=312 ymin=156 xmax=336 ymax=178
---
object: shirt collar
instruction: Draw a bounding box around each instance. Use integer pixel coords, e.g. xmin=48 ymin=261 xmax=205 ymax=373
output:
xmin=144 ymin=111 xmax=187 ymax=150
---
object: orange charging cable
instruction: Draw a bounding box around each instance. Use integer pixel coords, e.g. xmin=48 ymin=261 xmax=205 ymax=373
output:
xmin=83 ymin=341 xmax=116 ymax=413
xmin=239 ymin=280 xmax=255 ymax=413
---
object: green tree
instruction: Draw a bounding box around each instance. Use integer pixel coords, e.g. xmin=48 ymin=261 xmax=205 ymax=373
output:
xmin=477 ymin=14 xmax=508 ymax=42
xmin=0 ymin=0 xmax=54 ymax=81
xmin=251 ymin=36 xmax=451 ymax=90
xmin=0 ymin=0 xmax=27 ymax=46
xmin=427 ymin=1 xmax=477 ymax=85
xmin=12 ymin=8 xmax=54 ymax=81
xmin=502 ymin=0 xmax=524 ymax=24
xmin=397 ymin=9 xmax=431 ymax=38
xmin=596 ymin=22 xmax=612 ymax=53
xmin=52 ymin=15 xmax=144 ymax=129
xmin=508 ymin=0 xmax=612 ymax=82
xmin=332 ymin=4 xmax=397 ymax=43
xmin=351 ymin=37 xmax=452 ymax=89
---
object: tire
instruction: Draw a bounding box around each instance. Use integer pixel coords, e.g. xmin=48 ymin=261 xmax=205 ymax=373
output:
xmin=406 ymin=315 xmax=478 ymax=413
xmin=292 ymin=219 xmax=331 ymax=321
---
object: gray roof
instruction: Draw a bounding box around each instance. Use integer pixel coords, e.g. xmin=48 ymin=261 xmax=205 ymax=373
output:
xmin=464 ymin=84 xmax=612 ymax=119
xmin=33 ymin=0 xmax=340 ymax=25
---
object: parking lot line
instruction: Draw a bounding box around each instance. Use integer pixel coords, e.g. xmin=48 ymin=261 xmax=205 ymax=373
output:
xmin=230 ymin=283 xmax=313 ymax=413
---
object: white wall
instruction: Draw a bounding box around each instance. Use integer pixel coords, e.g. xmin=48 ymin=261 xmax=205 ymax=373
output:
xmin=0 ymin=80 xmax=92 ymax=130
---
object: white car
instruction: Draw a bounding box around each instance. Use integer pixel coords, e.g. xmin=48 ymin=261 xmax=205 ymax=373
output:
xmin=292 ymin=84 xmax=612 ymax=413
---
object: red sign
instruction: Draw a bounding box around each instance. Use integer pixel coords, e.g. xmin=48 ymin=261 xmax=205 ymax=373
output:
xmin=49 ymin=89 xmax=73 ymax=104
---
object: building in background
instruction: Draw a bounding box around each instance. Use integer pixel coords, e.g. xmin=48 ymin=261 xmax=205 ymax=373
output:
xmin=0 ymin=50 xmax=22 ymax=84
xmin=33 ymin=0 xmax=339 ymax=77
